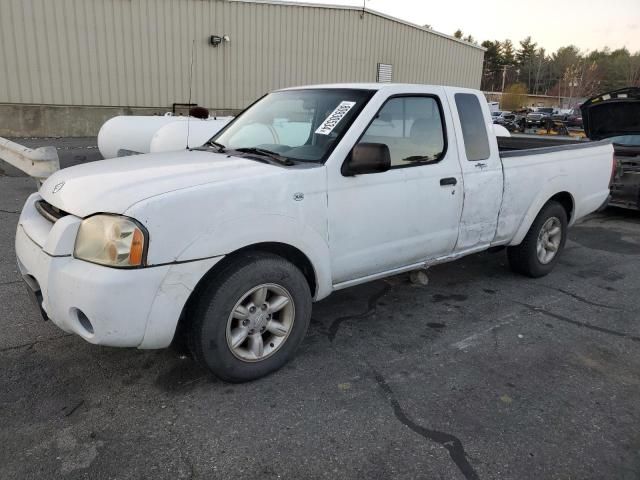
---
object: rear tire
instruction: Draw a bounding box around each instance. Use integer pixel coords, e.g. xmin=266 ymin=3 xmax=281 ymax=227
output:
xmin=187 ymin=252 xmax=312 ymax=382
xmin=507 ymin=201 xmax=568 ymax=278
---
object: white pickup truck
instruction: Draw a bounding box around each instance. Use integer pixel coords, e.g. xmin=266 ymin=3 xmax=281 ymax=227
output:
xmin=15 ymin=83 xmax=614 ymax=382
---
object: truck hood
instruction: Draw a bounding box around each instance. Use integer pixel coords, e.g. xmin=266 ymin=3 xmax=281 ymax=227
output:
xmin=40 ymin=150 xmax=282 ymax=217
xmin=582 ymin=88 xmax=640 ymax=140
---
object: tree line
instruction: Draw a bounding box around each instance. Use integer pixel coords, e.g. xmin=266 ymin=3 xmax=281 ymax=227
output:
xmin=453 ymin=30 xmax=640 ymax=99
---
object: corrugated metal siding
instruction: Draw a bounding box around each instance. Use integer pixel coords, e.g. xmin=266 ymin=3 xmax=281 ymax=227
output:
xmin=0 ymin=0 xmax=484 ymax=109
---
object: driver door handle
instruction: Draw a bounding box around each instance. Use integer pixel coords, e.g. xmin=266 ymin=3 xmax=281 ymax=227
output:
xmin=440 ymin=177 xmax=457 ymax=186
xmin=475 ymin=162 xmax=488 ymax=169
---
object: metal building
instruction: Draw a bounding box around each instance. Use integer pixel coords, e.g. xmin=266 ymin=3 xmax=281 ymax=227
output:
xmin=0 ymin=0 xmax=485 ymax=136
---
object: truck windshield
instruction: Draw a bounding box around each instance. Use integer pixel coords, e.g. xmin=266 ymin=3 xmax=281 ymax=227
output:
xmin=210 ymin=88 xmax=374 ymax=163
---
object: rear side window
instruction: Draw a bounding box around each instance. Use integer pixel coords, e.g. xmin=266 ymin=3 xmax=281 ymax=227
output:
xmin=455 ymin=93 xmax=490 ymax=161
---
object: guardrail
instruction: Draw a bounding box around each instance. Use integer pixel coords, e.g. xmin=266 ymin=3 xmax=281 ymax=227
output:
xmin=0 ymin=137 xmax=60 ymax=183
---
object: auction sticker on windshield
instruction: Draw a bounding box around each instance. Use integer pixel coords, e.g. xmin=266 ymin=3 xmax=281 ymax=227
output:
xmin=315 ymin=101 xmax=356 ymax=135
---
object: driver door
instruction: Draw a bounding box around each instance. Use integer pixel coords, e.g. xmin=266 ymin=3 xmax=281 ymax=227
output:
xmin=327 ymin=92 xmax=463 ymax=286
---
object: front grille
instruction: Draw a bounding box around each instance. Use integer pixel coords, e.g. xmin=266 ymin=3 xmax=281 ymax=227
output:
xmin=35 ymin=200 xmax=69 ymax=223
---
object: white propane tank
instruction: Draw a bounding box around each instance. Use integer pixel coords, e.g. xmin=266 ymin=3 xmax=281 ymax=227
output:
xmin=97 ymin=114 xmax=189 ymax=159
xmin=149 ymin=117 xmax=234 ymax=153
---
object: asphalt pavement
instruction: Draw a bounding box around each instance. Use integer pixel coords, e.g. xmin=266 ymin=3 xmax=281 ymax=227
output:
xmin=1 ymin=138 xmax=640 ymax=479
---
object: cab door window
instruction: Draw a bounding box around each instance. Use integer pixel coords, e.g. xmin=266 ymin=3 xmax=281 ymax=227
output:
xmin=359 ymin=96 xmax=446 ymax=167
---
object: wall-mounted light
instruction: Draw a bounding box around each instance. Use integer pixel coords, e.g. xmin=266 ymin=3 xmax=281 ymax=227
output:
xmin=209 ymin=35 xmax=230 ymax=47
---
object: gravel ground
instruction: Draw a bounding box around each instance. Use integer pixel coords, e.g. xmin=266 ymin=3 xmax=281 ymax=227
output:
xmin=1 ymin=138 xmax=639 ymax=479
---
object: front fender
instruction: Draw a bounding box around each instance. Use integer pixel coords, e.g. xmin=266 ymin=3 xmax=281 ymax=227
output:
xmin=177 ymin=214 xmax=333 ymax=300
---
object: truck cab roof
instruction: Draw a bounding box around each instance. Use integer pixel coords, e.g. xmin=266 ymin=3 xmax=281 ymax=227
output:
xmin=278 ymin=83 xmax=480 ymax=95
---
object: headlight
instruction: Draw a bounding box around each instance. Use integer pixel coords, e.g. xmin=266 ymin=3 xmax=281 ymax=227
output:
xmin=74 ymin=215 xmax=147 ymax=267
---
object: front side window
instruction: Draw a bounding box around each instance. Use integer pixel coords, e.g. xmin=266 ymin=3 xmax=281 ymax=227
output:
xmin=358 ymin=96 xmax=446 ymax=167
xmin=455 ymin=93 xmax=490 ymax=161
xmin=212 ymin=89 xmax=374 ymax=162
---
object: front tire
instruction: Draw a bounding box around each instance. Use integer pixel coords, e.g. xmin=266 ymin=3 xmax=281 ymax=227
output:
xmin=187 ymin=252 xmax=312 ymax=382
xmin=507 ymin=201 xmax=568 ymax=278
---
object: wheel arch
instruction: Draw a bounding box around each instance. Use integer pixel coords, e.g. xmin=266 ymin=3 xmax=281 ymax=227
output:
xmin=548 ymin=191 xmax=574 ymax=223
xmin=171 ymin=242 xmax=322 ymax=348
xmin=231 ymin=242 xmax=318 ymax=296
xmin=510 ymin=190 xmax=575 ymax=246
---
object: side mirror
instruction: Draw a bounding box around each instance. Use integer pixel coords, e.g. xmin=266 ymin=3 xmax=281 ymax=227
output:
xmin=342 ymin=142 xmax=391 ymax=176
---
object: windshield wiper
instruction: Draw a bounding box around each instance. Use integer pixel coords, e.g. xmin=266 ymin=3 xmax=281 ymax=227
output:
xmin=234 ymin=147 xmax=295 ymax=166
xmin=204 ymin=140 xmax=226 ymax=152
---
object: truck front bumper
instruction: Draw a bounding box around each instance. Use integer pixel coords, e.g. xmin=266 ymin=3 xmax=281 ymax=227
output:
xmin=15 ymin=194 xmax=222 ymax=349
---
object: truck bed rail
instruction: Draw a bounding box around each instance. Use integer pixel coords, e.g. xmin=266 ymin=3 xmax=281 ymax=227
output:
xmin=500 ymin=138 xmax=610 ymax=158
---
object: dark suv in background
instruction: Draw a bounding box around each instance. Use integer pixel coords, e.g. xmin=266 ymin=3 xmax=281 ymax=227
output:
xmin=526 ymin=107 xmax=554 ymax=127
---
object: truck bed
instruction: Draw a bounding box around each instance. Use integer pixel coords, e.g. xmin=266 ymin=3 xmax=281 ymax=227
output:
xmin=497 ymin=136 xmax=636 ymax=211
xmin=493 ymin=138 xmax=613 ymax=245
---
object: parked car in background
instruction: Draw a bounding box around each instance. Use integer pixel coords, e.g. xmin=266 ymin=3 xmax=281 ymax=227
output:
xmin=550 ymin=108 xmax=583 ymax=128
xmin=491 ymin=111 xmax=516 ymax=125
xmin=526 ymin=107 xmax=554 ymax=127
xmin=551 ymin=109 xmax=573 ymax=121
xmin=16 ymin=83 xmax=613 ymax=382
xmin=566 ymin=108 xmax=584 ymax=128
xmin=582 ymin=87 xmax=640 ymax=210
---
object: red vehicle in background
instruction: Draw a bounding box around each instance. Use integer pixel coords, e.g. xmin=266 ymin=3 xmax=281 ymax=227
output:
xmin=566 ymin=108 xmax=583 ymax=128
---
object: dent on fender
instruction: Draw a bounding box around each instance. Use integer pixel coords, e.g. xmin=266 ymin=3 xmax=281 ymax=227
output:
xmin=140 ymin=256 xmax=223 ymax=349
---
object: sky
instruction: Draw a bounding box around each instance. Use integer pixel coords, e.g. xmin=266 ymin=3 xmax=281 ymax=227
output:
xmin=288 ymin=0 xmax=640 ymax=54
